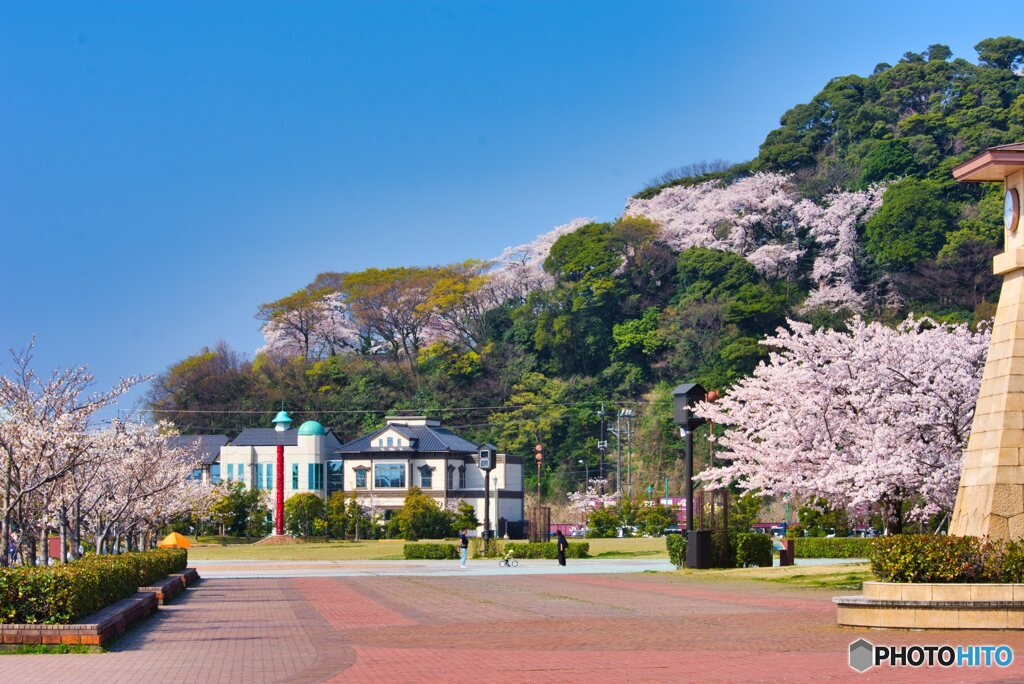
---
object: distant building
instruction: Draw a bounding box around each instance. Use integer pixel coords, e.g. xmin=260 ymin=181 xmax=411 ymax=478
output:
xmin=217 ymin=421 xmax=343 ymax=498
xmin=211 ymin=416 xmax=524 ymax=535
xmin=335 ymin=416 xmax=524 ymax=533
xmin=174 ymin=434 xmax=230 ymax=485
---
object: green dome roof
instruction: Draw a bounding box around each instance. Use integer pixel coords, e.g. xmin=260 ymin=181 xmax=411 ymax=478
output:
xmin=297 ymin=420 xmax=326 ymax=436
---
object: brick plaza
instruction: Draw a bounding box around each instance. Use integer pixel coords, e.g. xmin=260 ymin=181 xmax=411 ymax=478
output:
xmin=4 ymin=570 xmax=1024 ymax=683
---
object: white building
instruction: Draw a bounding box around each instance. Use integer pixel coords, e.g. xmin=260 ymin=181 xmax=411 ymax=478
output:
xmin=214 ymin=415 xmax=524 ymax=535
xmin=335 ymin=416 xmax=524 ymax=534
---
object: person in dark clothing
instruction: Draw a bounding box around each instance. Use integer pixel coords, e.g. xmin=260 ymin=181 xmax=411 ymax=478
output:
xmin=459 ymin=529 xmax=469 ymax=568
xmin=556 ymin=530 xmax=569 ymax=566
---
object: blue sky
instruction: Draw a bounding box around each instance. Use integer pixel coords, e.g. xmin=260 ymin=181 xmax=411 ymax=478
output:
xmin=0 ymin=1 xmax=1018 ymax=421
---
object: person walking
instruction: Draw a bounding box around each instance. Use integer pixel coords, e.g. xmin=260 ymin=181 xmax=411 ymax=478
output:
xmin=556 ymin=530 xmax=569 ymax=567
xmin=459 ymin=529 xmax=469 ymax=568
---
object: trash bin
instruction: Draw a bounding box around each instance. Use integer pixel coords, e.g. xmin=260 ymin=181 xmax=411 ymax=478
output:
xmin=686 ymin=530 xmax=712 ymax=569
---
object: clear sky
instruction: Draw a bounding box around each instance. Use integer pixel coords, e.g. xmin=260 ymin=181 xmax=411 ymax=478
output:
xmin=0 ymin=1 xmax=1018 ymax=421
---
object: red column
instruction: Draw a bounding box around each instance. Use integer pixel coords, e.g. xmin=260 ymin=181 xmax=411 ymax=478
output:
xmin=276 ymin=444 xmax=285 ymax=535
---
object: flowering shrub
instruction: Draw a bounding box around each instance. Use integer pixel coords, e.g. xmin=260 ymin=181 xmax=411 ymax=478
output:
xmin=0 ymin=549 xmax=187 ymax=624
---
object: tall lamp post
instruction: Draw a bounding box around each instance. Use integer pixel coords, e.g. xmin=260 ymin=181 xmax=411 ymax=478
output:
xmin=672 ymin=383 xmax=707 ymax=568
xmin=271 ymin=407 xmax=293 ymax=536
xmin=534 ymin=444 xmax=543 ymax=501
xmin=478 ymin=443 xmax=496 ymax=540
xmin=578 ymin=459 xmax=589 ymax=487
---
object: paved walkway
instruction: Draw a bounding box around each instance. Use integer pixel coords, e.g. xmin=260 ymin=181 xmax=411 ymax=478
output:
xmin=191 ymin=556 xmax=867 ymax=578
xmin=3 ymin=571 xmax=1023 ymax=683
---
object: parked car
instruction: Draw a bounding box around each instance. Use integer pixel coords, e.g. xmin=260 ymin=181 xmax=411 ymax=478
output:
xmin=663 ymin=525 xmax=683 ymax=535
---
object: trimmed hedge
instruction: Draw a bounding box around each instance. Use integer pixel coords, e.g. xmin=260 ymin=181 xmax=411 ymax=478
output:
xmin=734 ymin=533 xmax=773 ymax=568
xmin=871 ymin=535 xmax=1024 ymax=583
xmin=666 ymin=535 xmax=686 ymax=568
xmin=501 ymin=542 xmax=589 ymax=559
xmin=794 ymin=537 xmax=875 ymax=559
xmin=0 ymin=549 xmax=187 ymax=624
xmin=667 ymin=532 xmax=770 ymax=569
xmin=403 ymin=543 xmax=460 ymax=560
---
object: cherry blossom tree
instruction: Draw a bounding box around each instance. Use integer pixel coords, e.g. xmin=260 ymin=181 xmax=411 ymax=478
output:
xmin=696 ymin=316 xmax=988 ymax=533
xmin=625 ymin=173 xmax=802 ymax=273
xmin=487 ymin=217 xmax=596 ymax=302
xmin=259 ymin=292 xmax=361 ymax=360
xmin=81 ymin=420 xmax=207 ymax=554
xmin=567 ymin=478 xmax=619 ymax=522
xmin=795 ymin=186 xmax=886 ymax=314
xmin=0 ymin=342 xmax=143 ymax=566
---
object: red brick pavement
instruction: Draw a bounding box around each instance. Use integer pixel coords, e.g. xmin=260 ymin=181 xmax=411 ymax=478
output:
xmin=3 ymin=572 xmax=1024 ymax=683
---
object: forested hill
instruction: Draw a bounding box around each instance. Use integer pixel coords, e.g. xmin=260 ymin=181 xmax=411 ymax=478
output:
xmin=148 ymin=38 xmax=1024 ymax=498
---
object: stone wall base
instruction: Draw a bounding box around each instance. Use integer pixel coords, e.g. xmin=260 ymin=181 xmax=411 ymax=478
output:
xmin=836 ymin=581 xmax=1024 ymax=630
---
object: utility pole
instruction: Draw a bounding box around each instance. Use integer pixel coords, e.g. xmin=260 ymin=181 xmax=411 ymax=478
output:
xmin=625 ymin=411 xmax=633 ymax=496
xmin=597 ymin=405 xmax=607 ymax=495
xmin=614 ymin=411 xmax=622 ymax=496
xmin=610 ymin=408 xmax=634 ymax=497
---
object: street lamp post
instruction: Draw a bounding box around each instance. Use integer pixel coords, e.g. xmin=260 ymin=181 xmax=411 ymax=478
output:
xmin=271 ymin=407 xmax=293 ymax=536
xmin=478 ymin=443 xmax=496 ymax=540
xmin=534 ymin=444 xmax=543 ymax=501
xmin=578 ymin=459 xmax=589 ymax=487
xmin=672 ymin=383 xmax=707 ymax=568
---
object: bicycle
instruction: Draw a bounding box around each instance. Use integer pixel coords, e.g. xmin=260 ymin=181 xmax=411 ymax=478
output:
xmin=498 ymin=557 xmax=518 ymax=568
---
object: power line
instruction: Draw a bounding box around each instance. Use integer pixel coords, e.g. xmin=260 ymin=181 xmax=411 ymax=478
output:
xmin=144 ymin=398 xmax=649 ymax=415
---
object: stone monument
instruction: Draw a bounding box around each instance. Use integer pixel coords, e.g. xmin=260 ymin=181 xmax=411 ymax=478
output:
xmin=949 ymin=142 xmax=1024 ymax=540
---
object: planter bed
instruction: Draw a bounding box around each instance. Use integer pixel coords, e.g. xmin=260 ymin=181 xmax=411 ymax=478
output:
xmin=835 ymin=582 xmax=1024 ymax=630
xmin=139 ymin=575 xmax=185 ymax=605
xmin=171 ymin=567 xmax=200 ymax=588
xmin=0 ymin=592 xmax=157 ymax=647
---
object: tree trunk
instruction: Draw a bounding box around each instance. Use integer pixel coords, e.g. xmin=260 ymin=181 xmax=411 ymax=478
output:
xmin=38 ymin=516 xmax=49 ymax=567
xmin=1 ymin=460 xmax=11 ymax=568
xmin=58 ymin=504 xmax=68 ymax=564
xmin=73 ymin=498 xmax=82 ymax=560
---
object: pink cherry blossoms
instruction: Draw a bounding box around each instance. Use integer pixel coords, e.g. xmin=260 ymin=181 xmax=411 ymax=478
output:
xmin=695 ymin=316 xmax=989 ymax=531
xmin=259 ymin=292 xmax=363 ymax=359
xmin=795 ymin=186 xmax=886 ymax=314
xmin=627 ymin=174 xmax=885 ymax=312
xmin=0 ymin=343 xmax=211 ymax=566
xmin=486 ymin=217 xmax=596 ymax=302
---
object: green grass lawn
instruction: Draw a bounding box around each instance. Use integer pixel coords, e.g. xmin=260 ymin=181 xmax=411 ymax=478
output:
xmin=583 ymin=536 xmax=668 ymax=557
xmin=673 ymin=562 xmax=873 ymax=590
xmin=187 ymin=535 xmax=669 ymax=561
xmin=188 ymin=538 xmax=411 ymax=561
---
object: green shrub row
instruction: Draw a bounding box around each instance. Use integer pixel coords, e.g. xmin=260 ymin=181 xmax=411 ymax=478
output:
xmin=403 ymin=543 xmax=460 ymax=560
xmin=734 ymin=533 xmax=773 ymax=568
xmin=0 ymin=549 xmax=187 ymax=624
xmin=871 ymin=535 xmax=1024 ymax=583
xmin=666 ymin=535 xmax=686 ymax=568
xmin=794 ymin=537 xmax=875 ymax=558
xmin=501 ymin=542 xmax=589 ymax=559
xmin=665 ymin=532 xmax=771 ymax=569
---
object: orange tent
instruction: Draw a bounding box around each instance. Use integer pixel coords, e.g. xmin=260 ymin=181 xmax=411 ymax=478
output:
xmin=157 ymin=532 xmax=192 ymax=549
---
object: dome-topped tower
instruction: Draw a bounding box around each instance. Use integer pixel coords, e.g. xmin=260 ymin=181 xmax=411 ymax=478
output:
xmin=297 ymin=420 xmax=326 ymax=436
